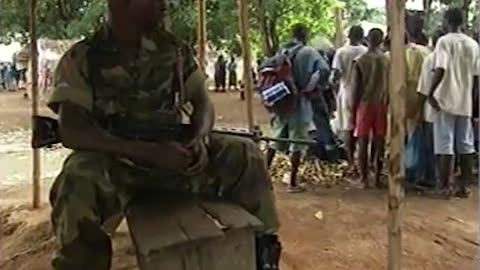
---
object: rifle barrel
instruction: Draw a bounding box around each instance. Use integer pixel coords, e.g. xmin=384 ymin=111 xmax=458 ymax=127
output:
xmin=211 ymin=129 xmax=317 ymax=145
xmin=259 ymin=136 xmax=317 ymax=145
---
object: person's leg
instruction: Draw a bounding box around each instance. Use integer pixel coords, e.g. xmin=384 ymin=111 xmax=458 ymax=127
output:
xmin=339 ymin=130 xmax=356 ymax=168
xmin=311 ymin=99 xmax=340 ymax=161
xmin=357 ymin=137 xmax=370 ymax=188
xmin=454 ymin=116 xmax=476 ymax=197
xmin=266 ymin=117 xmax=288 ymax=168
xmin=286 ymin=121 xmax=310 ymax=193
xmin=355 ymin=103 xmax=373 ymax=188
xmin=347 ymin=131 xmax=357 ymax=166
xmin=50 ymin=151 xmax=121 ymax=270
xmin=372 ymin=103 xmax=388 ymax=188
xmin=433 ymin=111 xmax=456 ymax=198
xmin=473 ymin=118 xmax=479 ymax=152
xmin=422 ymin=122 xmax=437 ymax=187
xmin=369 ymin=140 xmax=376 ymax=169
xmin=266 ymin=148 xmax=276 ymax=168
xmin=221 ymin=75 xmax=226 ymax=92
xmin=207 ymin=134 xmax=281 ymax=270
xmin=215 ymin=77 xmax=220 ymax=92
xmin=233 ymin=73 xmax=237 ymax=90
xmin=373 ymin=136 xmax=385 ymax=188
xmin=289 ymin=151 xmax=302 ymax=190
xmin=336 ymin=92 xmax=354 ymax=163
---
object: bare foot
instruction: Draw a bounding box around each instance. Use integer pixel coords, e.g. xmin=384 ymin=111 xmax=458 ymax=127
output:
xmin=425 ymin=188 xmax=454 ymax=200
xmin=375 ymin=181 xmax=387 ymax=189
xmin=374 ymin=174 xmax=388 ymax=189
xmin=455 ymin=187 xmax=471 ymax=198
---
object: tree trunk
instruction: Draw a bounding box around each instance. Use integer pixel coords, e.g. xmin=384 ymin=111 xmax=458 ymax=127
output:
xmin=423 ymin=0 xmax=432 ymax=31
xmin=386 ymin=0 xmax=406 ymax=270
xmin=257 ymin=0 xmax=275 ymax=57
xmin=268 ymin=17 xmax=279 ymax=55
xmin=334 ymin=7 xmax=344 ymax=48
xmin=463 ymin=0 xmax=471 ymax=28
xmin=197 ymin=0 xmax=207 ymax=71
xmin=238 ymin=0 xmax=255 ymax=131
xmin=256 ymin=0 xmax=280 ymax=57
xmin=29 ymin=0 xmax=41 ymax=209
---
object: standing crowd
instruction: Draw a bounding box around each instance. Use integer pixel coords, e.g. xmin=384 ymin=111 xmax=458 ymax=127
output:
xmin=214 ymin=55 xmax=239 ymax=92
xmin=0 ymin=62 xmax=20 ymax=92
xmin=258 ymin=7 xmax=479 ymax=199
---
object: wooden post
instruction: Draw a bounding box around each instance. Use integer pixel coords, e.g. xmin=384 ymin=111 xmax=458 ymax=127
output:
xmin=197 ymin=0 xmax=207 ymax=71
xmin=334 ymin=7 xmax=344 ymax=48
xmin=163 ymin=4 xmax=172 ymax=32
xmin=237 ymin=0 xmax=255 ymax=131
xmin=386 ymin=0 xmax=406 ymax=269
xmin=29 ymin=0 xmax=41 ymax=209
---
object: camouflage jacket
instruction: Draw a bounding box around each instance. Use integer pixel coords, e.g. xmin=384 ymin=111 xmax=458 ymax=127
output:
xmin=48 ymin=24 xmax=205 ymax=138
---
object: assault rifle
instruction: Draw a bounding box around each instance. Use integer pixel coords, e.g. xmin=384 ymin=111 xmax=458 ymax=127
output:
xmin=31 ymin=116 xmax=317 ymax=149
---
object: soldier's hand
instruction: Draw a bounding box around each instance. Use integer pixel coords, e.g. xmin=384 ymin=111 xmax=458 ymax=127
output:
xmin=184 ymin=138 xmax=209 ymax=175
xmin=147 ymin=142 xmax=193 ymax=172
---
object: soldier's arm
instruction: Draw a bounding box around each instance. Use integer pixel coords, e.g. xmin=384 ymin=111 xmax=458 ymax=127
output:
xmin=50 ymin=44 xmax=191 ymax=168
xmin=189 ymin=79 xmax=215 ymax=137
xmin=183 ymin=46 xmax=215 ymax=137
xmin=58 ymin=102 xmax=156 ymax=160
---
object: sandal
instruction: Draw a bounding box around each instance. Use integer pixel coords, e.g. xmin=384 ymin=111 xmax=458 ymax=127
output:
xmin=287 ymin=185 xmax=306 ymax=193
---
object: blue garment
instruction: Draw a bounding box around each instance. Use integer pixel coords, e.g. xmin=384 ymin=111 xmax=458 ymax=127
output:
xmin=309 ymin=97 xmax=342 ymax=161
xmin=278 ymin=42 xmax=330 ymax=126
xmin=304 ymin=51 xmax=339 ymax=161
xmin=405 ymin=122 xmax=436 ymax=187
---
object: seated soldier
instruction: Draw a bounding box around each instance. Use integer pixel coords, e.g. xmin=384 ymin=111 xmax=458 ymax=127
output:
xmin=48 ymin=0 xmax=281 ymax=269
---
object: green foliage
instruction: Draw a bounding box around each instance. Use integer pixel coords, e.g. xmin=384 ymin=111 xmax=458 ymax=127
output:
xmin=170 ymin=0 xmax=197 ymax=45
xmin=339 ymin=0 xmax=385 ymax=27
xmin=0 ymin=0 xmax=106 ymax=44
xmin=0 ymin=0 xmax=383 ymax=56
xmin=274 ymin=0 xmax=336 ymax=44
xmin=171 ymin=0 xmax=338 ymax=56
xmin=425 ymin=0 xmax=478 ymax=34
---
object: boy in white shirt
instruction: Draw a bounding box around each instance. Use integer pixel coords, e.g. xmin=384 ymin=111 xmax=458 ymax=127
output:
xmin=332 ymin=25 xmax=367 ymax=167
xmin=428 ymin=8 xmax=480 ymax=198
xmin=415 ymin=30 xmax=444 ymax=188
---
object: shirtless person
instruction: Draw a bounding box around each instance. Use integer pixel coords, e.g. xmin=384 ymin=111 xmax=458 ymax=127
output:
xmin=48 ymin=0 xmax=281 ymax=269
xmin=352 ymin=28 xmax=389 ymax=188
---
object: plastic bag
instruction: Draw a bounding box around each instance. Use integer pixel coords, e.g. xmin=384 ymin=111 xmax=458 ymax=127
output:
xmin=405 ymin=126 xmax=425 ymax=185
xmin=405 ymin=124 xmax=436 ymax=187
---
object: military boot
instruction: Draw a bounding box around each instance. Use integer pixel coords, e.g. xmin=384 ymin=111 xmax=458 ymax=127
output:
xmin=256 ymin=234 xmax=282 ymax=270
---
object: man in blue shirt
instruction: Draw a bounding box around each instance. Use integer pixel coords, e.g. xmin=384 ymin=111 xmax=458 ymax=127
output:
xmin=266 ymin=24 xmax=328 ymax=193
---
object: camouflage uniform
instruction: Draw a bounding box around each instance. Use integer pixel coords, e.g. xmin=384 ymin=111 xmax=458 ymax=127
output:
xmin=48 ymin=24 xmax=280 ymax=270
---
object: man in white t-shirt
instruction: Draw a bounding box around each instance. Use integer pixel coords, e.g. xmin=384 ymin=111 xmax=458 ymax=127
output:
xmin=415 ymin=30 xmax=445 ymax=188
xmin=332 ymin=25 xmax=367 ymax=166
xmin=428 ymin=8 xmax=480 ymax=198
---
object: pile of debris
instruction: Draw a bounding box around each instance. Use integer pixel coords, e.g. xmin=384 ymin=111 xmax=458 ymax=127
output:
xmin=269 ymin=154 xmax=350 ymax=187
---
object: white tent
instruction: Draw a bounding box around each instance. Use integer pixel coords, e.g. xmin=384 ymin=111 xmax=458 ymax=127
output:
xmin=359 ymin=21 xmax=387 ymax=33
xmin=0 ymin=42 xmax=21 ymax=62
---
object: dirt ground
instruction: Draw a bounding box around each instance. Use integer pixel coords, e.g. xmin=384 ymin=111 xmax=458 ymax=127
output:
xmin=0 ymin=91 xmax=478 ymax=270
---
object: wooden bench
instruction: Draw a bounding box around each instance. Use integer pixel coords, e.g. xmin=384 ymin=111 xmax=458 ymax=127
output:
xmin=125 ymin=196 xmax=263 ymax=270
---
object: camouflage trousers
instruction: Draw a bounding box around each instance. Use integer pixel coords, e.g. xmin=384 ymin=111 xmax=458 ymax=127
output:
xmin=49 ymin=134 xmax=280 ymax=270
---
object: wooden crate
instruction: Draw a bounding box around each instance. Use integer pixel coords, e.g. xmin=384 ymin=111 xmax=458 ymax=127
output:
xmin=126 ymin=197 xmax=263 ymax=270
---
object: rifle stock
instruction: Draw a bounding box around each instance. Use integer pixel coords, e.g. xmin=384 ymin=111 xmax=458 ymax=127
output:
xmin=32 ymin=116 xmax=61 ymax=149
